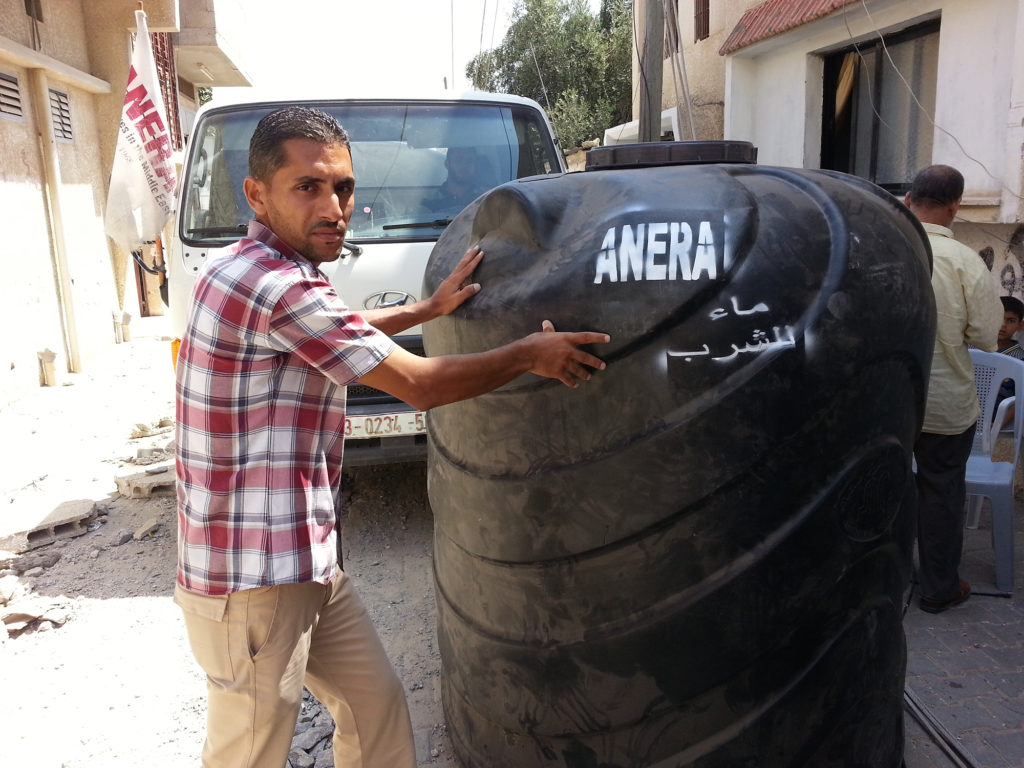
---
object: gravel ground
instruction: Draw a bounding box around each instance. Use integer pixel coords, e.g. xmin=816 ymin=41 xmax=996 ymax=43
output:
xmin=0 ymin=328 xmax=455 ymax=767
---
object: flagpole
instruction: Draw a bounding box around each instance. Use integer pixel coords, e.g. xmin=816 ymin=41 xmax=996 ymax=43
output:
xmin=104 ymin=0 xmax=178 ymax=318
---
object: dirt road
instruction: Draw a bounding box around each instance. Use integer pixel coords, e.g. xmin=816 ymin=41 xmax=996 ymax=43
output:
xmin=0 ymin=328 xmax=455 ymax=767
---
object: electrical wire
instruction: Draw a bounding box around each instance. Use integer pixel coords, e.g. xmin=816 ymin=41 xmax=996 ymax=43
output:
xmin=903 ymin=686 xmax=985 ymax=768
xmin=663 ymin=0 xmax=695 ymax=140
xmin=491 ymin=0 xmax=501 ymax=50
xmin=903 ymin=569 xmax=1007 ymax=768
xmin=857 ymin=0 xmax=1019 ymax=202
xmin=131 ymin=250 xmax=165 ymax=276
xmin=842 ymin=0 xmax=1023 ymax=203
xmin=529 ymin=44 xmax=551 ymax=111
xmin=479 ymin=0 xmax=487 ymax=59
xmin=608 ymin=0 xmax=655 ymax=144
xmin=952 ymin=216 xmax=1023 ymax=249
xmin=619 ymin=0 xmax=1022 ymax=207
xmin=837 ymin=1 xmax=1023 ymax=273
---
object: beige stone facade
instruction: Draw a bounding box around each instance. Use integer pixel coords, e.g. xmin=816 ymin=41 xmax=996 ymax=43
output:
xmin=0 ymin=0 xmax=248 ymax=403
xmin=632 ymin=0 xmax=757 ymax=143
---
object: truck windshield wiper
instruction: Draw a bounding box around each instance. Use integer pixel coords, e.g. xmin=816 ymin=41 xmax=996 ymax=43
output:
xmin=382 ymin=218 xmax=453 ymax=231
xmin=186 ymin=224 xmax=249 ymax=236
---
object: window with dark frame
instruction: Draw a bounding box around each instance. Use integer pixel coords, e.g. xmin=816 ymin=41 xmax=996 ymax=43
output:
xmin=820 ymin=19 xmax=939 ymax=194
xmin=695 ymin=0 xmax=710 ymax=42
xmin=49 ymin=88 xmax=73 ymax=141
xmin=0 ymin=72 xmax=24 ymax=119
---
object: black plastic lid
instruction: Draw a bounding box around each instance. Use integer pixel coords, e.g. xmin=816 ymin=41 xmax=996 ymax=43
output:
xmin=585 ymin=140 xmax=758 ymax=171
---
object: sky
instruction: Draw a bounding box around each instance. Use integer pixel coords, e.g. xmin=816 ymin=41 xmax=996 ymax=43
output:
xmin=216 ymin=0 xmax=603 ymax=98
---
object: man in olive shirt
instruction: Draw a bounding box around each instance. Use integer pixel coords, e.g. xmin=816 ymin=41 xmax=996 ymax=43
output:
xmin=906 ymin=165 xmax=1001 ymax=613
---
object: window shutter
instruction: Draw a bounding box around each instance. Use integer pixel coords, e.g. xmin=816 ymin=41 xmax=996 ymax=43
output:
xmin=0 ymin=72 xmax=23 ymax=119
xmin=695 ymin=0 xmax=710 ymax=42
xmin=49 ymin=88 xmax=73 ymax=141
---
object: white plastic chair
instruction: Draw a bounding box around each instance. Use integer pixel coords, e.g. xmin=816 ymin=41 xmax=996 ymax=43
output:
xmin=965 ymin=348 xmax=1024 ymax=595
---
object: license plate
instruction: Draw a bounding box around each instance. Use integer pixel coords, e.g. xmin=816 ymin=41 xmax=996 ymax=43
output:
xmin=344 ymin=411 xmax=426 ymax=439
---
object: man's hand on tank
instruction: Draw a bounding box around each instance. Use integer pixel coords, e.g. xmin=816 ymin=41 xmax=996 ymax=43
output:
xmin=426 ymin=246 xmax=484 ymax=317
xmin=531 ymin=319 xmax=610 ymax=388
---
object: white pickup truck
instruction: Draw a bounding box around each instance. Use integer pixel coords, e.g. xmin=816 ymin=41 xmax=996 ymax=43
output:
xmin=167 ymin=91 xmax=565 ymax=465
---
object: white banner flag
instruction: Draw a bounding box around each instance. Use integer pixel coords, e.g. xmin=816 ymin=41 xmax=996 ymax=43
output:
xmin=104 ymin=9 xmax=178 ymax=252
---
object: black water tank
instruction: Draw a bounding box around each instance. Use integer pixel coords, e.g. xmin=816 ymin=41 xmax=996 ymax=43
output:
xmin=422 ymin=141 xmax=934 ymax=768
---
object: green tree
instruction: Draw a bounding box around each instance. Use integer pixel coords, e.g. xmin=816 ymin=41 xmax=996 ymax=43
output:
xmin=599 ymin=0 xmax=634 ymax=129
xmin=467 ymin=0 xmax=633 ymax=150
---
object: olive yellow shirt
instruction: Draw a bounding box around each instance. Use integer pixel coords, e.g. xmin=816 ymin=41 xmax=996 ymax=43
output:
xmin=921 ymin=223 xmax=1001 ymax=435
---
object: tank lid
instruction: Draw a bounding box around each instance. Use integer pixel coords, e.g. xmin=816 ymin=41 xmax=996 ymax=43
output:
xmin=585 ymin=140 xmax=758 ymax=171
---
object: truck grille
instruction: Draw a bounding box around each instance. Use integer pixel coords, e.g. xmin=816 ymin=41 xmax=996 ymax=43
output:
xmin=346 ymin=335 xmax=423 ymax=406
xmin=347 ymin=383 xmax=396 ymax=405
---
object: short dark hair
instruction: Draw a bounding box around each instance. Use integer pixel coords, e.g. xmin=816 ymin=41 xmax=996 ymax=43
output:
xmin=906 ymin=164 xmax=964 ymax=209
xmin=249 ymin=106 xmax=350 ymax=181
xmin=1001 ymin=295 xmax=1024 ymax=321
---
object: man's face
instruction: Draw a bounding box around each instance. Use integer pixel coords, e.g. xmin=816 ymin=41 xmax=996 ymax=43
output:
xmin=1000 ymin=311 xmax=1023 ymax=344
xmin=243 ymin=138 xmax=355 ymax=266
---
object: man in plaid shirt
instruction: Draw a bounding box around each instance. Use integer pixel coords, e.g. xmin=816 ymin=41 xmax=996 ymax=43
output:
xmin=174 ymin=106 xmax=609 ymax=768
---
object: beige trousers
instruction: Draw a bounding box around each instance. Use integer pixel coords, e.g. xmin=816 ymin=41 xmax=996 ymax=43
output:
xmin=175 ymin=573 xmax=415 ymax=768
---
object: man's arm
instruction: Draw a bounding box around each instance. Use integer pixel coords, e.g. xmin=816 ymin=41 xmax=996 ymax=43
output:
xmin=360 ymin=246 xmax=483 ymax=335
xmin=357 ymin=320 xmax=610 ymax=411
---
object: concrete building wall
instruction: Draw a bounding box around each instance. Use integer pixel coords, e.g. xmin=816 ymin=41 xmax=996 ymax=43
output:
xmin=717 ymin=0 xmax=1024 ymax=298
xmin=721 ymin=0 xmax=1020 ymax=215
xmin=34 ymin=0 xmax=92 ymax=71
xmin=0 ymin=0 xmax=122 ymax=400
xmin=53 ymin=76 xmax=124 ymax=369
xmin=657 ymin=0 xmax=757 ymax=141
xmin=0 ymin=0 xmax=247 ymax=404
xmin=627 ymin=0 xmax=1024 ymax=303
xmin=0 ymin=62 xmax=66 ymax=397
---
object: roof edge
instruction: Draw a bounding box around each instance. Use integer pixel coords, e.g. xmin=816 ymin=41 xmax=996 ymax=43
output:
xmin=719 ymin=0 xmax=860 ymax=56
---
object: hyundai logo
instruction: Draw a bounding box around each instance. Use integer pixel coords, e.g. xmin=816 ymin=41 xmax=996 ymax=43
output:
xmin=363 ymin=290 xmax=416 ymax=309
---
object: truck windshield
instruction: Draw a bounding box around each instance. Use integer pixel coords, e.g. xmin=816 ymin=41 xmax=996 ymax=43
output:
xmin=180 ymin=101 xmax=562 ymax=246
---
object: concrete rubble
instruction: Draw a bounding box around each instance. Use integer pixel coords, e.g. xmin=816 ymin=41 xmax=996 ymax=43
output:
xmin=115 ymin=464 xmax=176 ymax=499
xmin=0 ymin=498 xmax=96 ymax=554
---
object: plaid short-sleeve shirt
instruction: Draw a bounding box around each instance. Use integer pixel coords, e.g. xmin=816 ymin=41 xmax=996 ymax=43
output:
xmin=175 ymin=221 xmax=394 ymax=595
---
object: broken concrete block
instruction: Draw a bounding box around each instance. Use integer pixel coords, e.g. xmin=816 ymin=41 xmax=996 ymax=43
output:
xmin=0 ymin=499 xmax=95 ymax=554
xmin=133 ymin=518 xmax=161 ymax=540
xmin=115 ymin=463 xmax=176 ymax=498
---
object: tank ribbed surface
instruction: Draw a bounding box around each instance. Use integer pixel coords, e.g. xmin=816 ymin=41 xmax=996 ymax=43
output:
xmin=423 ymin=163 xmax=934 ymax=768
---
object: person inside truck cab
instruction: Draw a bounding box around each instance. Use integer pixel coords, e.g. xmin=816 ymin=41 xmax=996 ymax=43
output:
xmin=426 ymin=145 xmax=492 ymax=212
xmin=173 ymin=105 xmax=609 ymax=768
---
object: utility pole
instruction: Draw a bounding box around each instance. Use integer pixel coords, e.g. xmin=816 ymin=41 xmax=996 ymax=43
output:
xmin=638 ymin=0 xmax=664 ymax=143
